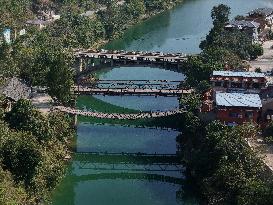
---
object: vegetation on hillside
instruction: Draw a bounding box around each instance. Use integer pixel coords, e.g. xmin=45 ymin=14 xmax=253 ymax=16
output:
xmin=0 ymin=0 xmax=183 ymax=204
xmin=178 ymin=4 xmax=273 ymax=205
xmin=0 ymin=99 xmax=74 ymax=204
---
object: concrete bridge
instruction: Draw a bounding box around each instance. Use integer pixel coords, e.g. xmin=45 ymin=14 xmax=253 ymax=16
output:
xmin=53 ymin=106 xmax=186 ymax=119
xmin=74 ymin=49 xmax=189 ymax=73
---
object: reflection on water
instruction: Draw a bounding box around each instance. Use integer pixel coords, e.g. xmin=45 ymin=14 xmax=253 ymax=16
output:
xmin=92 ymin=95 xmax=180 ymax=112
xmin=98 ymin=66 xmax=185 ymax=81
xmin=53 ymin=0 xmax=273 ymax=204
xmin=104 ymin=0 xmax=273 ymax=54
xmin=77 ymin=123 xmax=179 ymax=154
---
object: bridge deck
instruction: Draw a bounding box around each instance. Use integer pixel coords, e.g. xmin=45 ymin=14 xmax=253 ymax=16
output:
xmin=75 ymin=50 xmax=188 ymax=63
xmin=54 ymin=106 xmax=186 ymax=119
xmin=72 ymin=86 xmax=192 ymax=96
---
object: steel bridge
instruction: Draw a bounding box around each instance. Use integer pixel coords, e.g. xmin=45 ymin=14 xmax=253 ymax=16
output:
xmin=73 ymin=152 xmax=184 ymax=172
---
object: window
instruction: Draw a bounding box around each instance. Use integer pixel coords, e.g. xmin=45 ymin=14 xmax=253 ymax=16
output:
xmin=245 ymin=111 xmax=254 ymax=119
xmin=229 ymin=112 xmax=239 ymax=118
xmin=215 ymin=82 xmax=222 ymax=87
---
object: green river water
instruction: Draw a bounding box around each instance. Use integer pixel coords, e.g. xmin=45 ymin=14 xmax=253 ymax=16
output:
xmin=52 ymin=0 xmax=273 ymax=204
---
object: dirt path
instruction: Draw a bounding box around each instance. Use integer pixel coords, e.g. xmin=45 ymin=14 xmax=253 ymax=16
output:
xmin=249 ymin=40 xmax=273 ymax=72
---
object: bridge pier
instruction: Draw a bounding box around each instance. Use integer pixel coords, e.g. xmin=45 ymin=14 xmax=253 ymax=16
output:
xmin=74 ymin=114 xmax=78 ymax=127
xmin=78 ymin=58 xmax=83 ymax=73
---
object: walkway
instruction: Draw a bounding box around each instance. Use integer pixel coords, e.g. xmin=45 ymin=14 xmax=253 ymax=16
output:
xmin=53 ymin=106 xmax=186 ymax=119
xmin=72 ymin=85 xmax=192 ymax=97
xmin=75 ymin=49 xmax=188 ymax=63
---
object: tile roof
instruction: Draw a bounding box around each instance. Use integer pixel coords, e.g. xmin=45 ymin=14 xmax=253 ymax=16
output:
xmin=0 ymin=77 xmax=31 ymax=101
xmin=212 ymin=71 xmax=265 ymax=78
xmin=216 ymin=92 xmax=262 ymax=108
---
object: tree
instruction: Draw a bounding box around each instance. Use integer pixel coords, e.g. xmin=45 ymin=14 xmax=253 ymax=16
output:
xmin=5 ymin=99 xmax=53 ymax=142
xmin=202 ymin=47 xmax=242 ymax=69
xmin=180 ymin=93 xmax=201 ymax=114
xmin=124 ymin=0 xmax=145 ymax=19
xmin=0 ymin=166 xmax=28 ymax=205
xmin=211 ymin=4 xmax=230 ymax=29
xmin=0 ymin=130 xmax=41 ymax=187
xmin=200 ymin=4 xmax=230 ymax=49
xmin=0 ymin=0 xmax=33 ymax=38
xmin=46 ymin=49 xmax=74 ymax=104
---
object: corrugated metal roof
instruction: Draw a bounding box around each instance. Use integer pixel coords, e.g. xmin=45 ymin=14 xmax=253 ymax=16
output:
xmin=213 ymin=71 xmax=265 ymax=78
xmin=216 ymin=92 xmax=262 ymax=108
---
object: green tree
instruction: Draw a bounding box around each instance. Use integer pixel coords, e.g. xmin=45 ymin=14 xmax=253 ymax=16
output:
xmin=5 ymin=99 xmax=52 ymax=142
xmin=0 ymin=130 xmax=41 ymax=187
xmin=200 ymin=4 xmax=230 ymax=49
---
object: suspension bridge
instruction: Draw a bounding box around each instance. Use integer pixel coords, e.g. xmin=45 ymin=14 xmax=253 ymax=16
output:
xmin=53 ymin=106 xmax=186 ymax=119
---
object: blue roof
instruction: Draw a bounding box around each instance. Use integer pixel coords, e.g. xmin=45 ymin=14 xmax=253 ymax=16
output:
xmin=213 ymin=71 xmax=265 ymax=78
xmin=216 ymin=92 xmax=262 ymax=108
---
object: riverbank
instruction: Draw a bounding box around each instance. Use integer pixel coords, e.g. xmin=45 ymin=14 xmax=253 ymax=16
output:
xmin=95 ymin=0 xmax=184 ymax=50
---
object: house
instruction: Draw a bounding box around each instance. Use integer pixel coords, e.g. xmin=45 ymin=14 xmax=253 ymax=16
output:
xmin=0 ymin=77 xmax=31 ymax=111
xmin=215 ymin=92 xmax=262 ymax=125
xmin=210 ymin=71 xmax=266 ymax=92
xmin=225 ymin=20 xmax=261 ymax=42
xmin=26 ymin=19 xmax=52 ymax=30
xmin=248 ymin=8 xmax=273 ymax=25
xmin=26 ymin=11 xmax=60 ymax=30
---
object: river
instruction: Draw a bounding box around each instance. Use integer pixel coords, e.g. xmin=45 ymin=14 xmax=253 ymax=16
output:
xmin=52 ymin=0 xmax=273 ymax=204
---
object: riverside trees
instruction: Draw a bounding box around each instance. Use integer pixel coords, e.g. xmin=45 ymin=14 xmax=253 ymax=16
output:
xmin=0 ymin=99 xmax=74 ymax=204
xmin=178 ymin=110 xmax=273 ymax=204
xmin=182 ymin=4 xmax=263 ymax=88
xmin=178 ymin=4 xmax=273 ymax=205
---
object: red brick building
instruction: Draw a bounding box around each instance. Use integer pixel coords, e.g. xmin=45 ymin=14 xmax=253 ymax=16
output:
xmin=215 ymin=92 xmax=262 ymax=125
xmin=211 ymin=71 xmax=266 ymax=90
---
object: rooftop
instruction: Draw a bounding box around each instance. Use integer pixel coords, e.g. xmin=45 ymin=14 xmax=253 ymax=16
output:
xmin=0 ymin=77 xmax=31 ymax=101
xmin=212 ymin=71 xmax=265 ymax=78
xmin=216 ymin=92 xmax=262 ymax=108
xmin=227 ymin=20 xmax=260 ymax=28
xmin=249 ymin=8 xmax=273 ymax=17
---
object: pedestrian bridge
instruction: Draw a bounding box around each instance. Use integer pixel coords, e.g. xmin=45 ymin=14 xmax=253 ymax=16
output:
xmin=74 ymin=49 xmax=190 ymax=72
xmin=73 ymin=79 xmax=192 ymax=97
xmin=53 ymin=106 xmax=186 ymax=119
xmin=73 ymin=152 xmax=183 ymax=173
